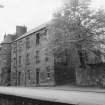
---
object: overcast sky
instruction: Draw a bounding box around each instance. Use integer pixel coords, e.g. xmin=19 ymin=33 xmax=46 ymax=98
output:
xmin=0 ymin=0 xmax=105 ymax=42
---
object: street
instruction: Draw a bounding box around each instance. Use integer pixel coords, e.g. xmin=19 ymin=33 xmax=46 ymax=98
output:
xmin=0 ymin=87 xmax=104 ymax=105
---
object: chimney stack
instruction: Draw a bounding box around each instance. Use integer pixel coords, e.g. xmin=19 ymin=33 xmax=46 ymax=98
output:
xmin=16 ymin=26 xmax=27 ymax=37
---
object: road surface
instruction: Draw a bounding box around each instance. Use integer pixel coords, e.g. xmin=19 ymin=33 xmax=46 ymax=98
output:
xmin=0 ymin=87 xmax=104 ymax=105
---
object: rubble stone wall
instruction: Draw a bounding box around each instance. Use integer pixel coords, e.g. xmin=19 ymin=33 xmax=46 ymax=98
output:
xmin=76 ymin=65 xmax=105 ymax=88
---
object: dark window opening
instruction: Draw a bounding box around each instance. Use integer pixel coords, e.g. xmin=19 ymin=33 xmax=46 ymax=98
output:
xmin=47 ymin=72 xmax=50 ymax=78
xmin=45 ymin=57 xmax=49 ymax=62
xmin=35 ymin=50 xmax=40 ymax=64
xmin=35 ymin=56 xmax=40 ymax=64
xmin=19 ymin=56 xmax=21 ymax=65
xmin=36 ymin=33 xmax=40 ymax=45
xmin=27 ymin=70 xmax=31 ymax=80
xmin=26 ymin=53 xmax=30 ymax=65
xmin=18 ymin=72 xmax=21 ymax=85
xmin=36 ymin=68 xmax=40 ymax=85
xmin=36 ymin=68 xmax=40 ymax=72
xmin=13 ymin=57 xmax=16 ymax=67
xmin=46 ymin=66 xmax=50 ymax=72
xmin=36 ymin=50 xmax=39 ymax=55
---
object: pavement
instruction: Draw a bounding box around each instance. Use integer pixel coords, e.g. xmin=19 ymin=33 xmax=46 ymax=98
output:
xmin=37 ymin=85 xmax=105 ymax=93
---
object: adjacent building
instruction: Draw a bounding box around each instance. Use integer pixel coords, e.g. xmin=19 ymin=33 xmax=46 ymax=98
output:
xmin=0 ymin=42 xmax=11 ymax=86
xmin=0 ymin=26 xmax=27 ymax=86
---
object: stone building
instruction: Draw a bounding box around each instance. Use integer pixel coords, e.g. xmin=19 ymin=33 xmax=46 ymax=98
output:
xmin=11 ymin=24 xmax=55 ymax=86
xmin=10 ymin=24 xmax=76 ymax=87
xmin=1 ymin=23 xmax=105 ymax=87
xmin=0 ymin=26 xmax=27 ymax=86
xmin=0 ymin=35 xmax=12 ymax=86
xmin=0 ymin=24 xmax=74 ymax=87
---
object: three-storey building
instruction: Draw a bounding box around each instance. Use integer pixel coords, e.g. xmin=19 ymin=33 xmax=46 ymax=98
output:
xmin=11 ymin=24 xmax=55 ymax=86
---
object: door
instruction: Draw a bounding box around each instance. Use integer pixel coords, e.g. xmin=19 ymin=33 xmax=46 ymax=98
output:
xmin=36 ymin=68 xmax=40 ymax=86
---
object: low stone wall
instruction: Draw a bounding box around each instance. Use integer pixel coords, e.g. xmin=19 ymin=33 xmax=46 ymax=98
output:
xmin=76 ymin=64 xmax=105 ymax=88
xmin=0 ymin=95 xmax=69 ymax=105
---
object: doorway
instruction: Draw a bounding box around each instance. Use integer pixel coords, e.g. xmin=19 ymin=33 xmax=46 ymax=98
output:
xmin=36 ymin=68 xmax=40 ymax=86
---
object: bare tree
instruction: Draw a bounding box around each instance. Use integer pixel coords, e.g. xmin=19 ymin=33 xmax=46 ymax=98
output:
xmin=48 ymin=0 xmax=105 ymax=67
